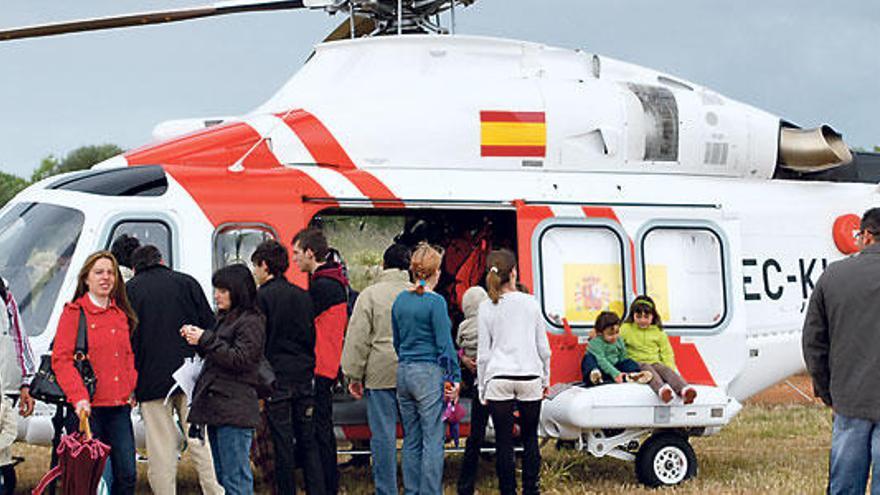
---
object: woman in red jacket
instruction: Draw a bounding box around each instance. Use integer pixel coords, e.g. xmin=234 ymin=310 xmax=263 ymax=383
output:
xmin=52 ymin=250 xmax=138 ymax=495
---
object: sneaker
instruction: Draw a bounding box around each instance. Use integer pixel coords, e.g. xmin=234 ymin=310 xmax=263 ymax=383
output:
xmin=628 ymin=371 xmax=653 ymax=384
xmin=682 ymin=386 xmax=698 ymax=405
xmin=659 ymin=385 xmax=674 ymax=403
xmin=589 ymin=369 xmax=603 ymax=385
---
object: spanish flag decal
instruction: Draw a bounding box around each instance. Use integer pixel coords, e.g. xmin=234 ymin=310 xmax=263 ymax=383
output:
xmin=480 ymin=111 xmax=546 ymax=157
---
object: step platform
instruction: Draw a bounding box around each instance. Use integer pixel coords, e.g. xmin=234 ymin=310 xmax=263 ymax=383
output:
xmin=540 ymin=384 xmax=742 ymax=440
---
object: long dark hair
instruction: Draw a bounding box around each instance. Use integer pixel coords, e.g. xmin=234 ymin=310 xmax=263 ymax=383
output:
xmin=624 ymin=294 xmax=663 ymax=329
xmin=73 ymin=250 xmax=138 ymax=332
xmin=486 ymin=249 xmax=516 ymax=304
xmin=212 ymin=264 xmax=258 ymax=318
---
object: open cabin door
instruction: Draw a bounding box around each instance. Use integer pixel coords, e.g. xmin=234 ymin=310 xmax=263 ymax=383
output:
xmin=514 ymin=200 xmax=748 ymax=391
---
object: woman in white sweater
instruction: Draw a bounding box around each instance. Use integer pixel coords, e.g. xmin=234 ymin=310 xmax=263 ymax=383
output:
xmin=477 ymin=249 xmax=551 ymax=495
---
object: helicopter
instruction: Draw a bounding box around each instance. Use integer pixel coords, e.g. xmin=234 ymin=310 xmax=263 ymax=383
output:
xmin=2 ymin=0 xmax=878 ymax=487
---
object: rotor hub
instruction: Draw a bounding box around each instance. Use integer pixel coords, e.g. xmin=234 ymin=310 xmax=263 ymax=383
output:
xmin=330 ymin=0 xmax=474 ymax=35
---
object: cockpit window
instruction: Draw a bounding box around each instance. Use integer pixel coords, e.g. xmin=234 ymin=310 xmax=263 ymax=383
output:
xmin=0 ymin=203 xmax=84 ymax=336
xmin=48 ymin=165 xmax=168 ymax=196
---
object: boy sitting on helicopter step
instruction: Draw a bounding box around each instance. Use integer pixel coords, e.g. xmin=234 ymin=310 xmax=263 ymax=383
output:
xmin=581 ymin=311 xmax=652 ymax=386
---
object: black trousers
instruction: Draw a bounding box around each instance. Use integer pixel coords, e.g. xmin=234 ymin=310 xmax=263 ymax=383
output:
xmin=457 ymin=394 xmax=490 ymax=495
xmin=313 ymin=375 xmax=338 ymax=494
xmin=488 ymin=399 xmax=542 ymax=495
xmin=266 ymin=379 xmax=326 ymax=495
xmin=0 ymin=464 xmax=15 ymax=495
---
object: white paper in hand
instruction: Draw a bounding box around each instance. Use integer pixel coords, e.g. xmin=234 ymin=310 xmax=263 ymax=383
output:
xmin=166 ymin=356 xmax=204 ymax=406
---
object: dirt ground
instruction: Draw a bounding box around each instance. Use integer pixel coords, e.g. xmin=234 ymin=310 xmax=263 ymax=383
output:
xmin=746 ymin=372 xmax=819 ymax=406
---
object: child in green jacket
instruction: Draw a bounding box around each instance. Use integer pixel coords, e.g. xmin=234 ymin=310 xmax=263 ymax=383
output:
xmin=581 ymin=311 xmax=652 ymax=386
xmin=620 ymin=295 xmax=697 ymax=404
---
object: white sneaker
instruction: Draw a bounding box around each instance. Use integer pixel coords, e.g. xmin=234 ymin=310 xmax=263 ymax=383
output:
xmin=628 ymin=371 xmax=653 ymax=384
xmin=589 ymin=369 xmax=603 ymax=385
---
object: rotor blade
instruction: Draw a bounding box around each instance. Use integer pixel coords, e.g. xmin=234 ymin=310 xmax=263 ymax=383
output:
xmin=322 ymin=14 xmax=377 ymax=43
xmin=0 ymin=0 xmax=316 ymax=42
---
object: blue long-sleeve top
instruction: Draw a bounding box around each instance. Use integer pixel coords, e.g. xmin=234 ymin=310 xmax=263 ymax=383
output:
xmin=392 ymin=290 xmax=461 ymax=382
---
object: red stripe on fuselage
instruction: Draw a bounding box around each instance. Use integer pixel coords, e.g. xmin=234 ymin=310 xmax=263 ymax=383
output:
xmin=278 ymin=110 xmax=404 ymax=208
xmin=123 ymin=121 xmax=335 ymax=271
xmin=126 ymin=122 xmax=276 ymax=170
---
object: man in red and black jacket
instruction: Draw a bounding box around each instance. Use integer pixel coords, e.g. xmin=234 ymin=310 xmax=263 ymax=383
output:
xmin=292 ymin=228 xmax=348 ymax=495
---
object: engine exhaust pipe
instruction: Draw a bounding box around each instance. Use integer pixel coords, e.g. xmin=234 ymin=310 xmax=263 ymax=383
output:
xmin=778 ymin=125 xmax=853 ymax=173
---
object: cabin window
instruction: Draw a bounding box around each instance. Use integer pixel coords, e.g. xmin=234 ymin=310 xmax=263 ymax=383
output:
xmin=108 ymin=220 xmax=173 ymax=268
xmin=537 ymin=223 xmax=628 ymax=330
xmin=212 ymin=224 xmax=277 ymax=272
xmin=639 ymin=226 xmax=726 ymax=330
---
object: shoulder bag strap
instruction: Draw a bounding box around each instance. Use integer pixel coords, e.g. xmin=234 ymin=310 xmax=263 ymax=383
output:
xmin=75 ymin=308 xmax=88 ymax=357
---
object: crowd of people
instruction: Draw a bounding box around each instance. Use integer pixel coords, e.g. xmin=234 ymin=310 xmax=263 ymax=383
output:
xmin=0 ymin=224 xmax=699 ymax=495
xmin=19 ymin=214 xmax=862 ymax=493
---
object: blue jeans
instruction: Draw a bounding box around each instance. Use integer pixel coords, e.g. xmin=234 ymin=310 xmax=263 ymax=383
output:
xmin=829 ymin=413 xmax=880 ymax=495
xmin=366 ymin=388 xmax=400 ymax=495
xmin=90 ymin=405 xmax=136 ymax=495
xmin=397 ymin=361 xmax=444 ymax=495
xmin=208 ymin=425 xmax=254 ymax=495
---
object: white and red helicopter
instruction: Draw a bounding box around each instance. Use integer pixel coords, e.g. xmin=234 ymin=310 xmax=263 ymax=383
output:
xmin=1 ymin=0 xmax=877 ymax=487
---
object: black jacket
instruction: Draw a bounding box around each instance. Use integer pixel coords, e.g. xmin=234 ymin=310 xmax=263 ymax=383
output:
xmin=189 ymin=310 xmax=265 ymax=428
xmin=127 ymin=265 xmax=215 ymax=402
xmin=257 ymin=276 xmax=315 ymax=384
xmin=803 ymin=242 xmax=880 ymax=421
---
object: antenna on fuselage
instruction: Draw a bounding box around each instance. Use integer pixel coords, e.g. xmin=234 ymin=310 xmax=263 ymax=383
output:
xmin=228 ymin=107 xmax=300 ymax=173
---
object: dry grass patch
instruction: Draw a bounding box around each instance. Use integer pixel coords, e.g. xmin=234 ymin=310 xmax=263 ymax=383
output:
xmin=11 ymin=404 xmax=831 ymax=494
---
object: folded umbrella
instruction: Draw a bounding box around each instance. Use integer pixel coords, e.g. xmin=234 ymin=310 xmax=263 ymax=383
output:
xmin=32 ymin=411 xmax=111 ymax=495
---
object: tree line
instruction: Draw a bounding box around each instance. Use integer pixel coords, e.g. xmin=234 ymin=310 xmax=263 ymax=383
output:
xmin=0 ymin=144 xmax=123 ymax=208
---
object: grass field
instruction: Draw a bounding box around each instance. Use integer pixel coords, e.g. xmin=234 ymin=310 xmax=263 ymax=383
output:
xmin=11 ymin=378 xmax=832 ymax=494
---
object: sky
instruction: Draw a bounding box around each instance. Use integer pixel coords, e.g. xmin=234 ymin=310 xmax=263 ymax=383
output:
xmin=1 ymin=0 xmax=878 ymax=178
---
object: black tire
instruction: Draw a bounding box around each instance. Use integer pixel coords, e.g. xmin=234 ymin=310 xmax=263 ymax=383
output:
xmin=635 ymin=431 xmax=697 ymax=487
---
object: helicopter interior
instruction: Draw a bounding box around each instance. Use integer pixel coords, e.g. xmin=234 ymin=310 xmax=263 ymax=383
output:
xmin=314 ymin=207 xmax=518 ymax=332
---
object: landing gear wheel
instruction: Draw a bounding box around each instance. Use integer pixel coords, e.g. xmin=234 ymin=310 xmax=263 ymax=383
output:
xmin=635 ymin=432 xmax=697 ymax=487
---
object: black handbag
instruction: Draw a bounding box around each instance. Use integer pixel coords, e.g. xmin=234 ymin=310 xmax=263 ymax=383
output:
xmin=30 ymin=309 xmax=97 ymax=405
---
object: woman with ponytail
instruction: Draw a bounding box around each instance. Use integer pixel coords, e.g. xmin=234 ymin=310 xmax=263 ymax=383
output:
xmin=391 ymin=243 xmax=460 ymax=494
xmin=477 ymin=249 xmax=551 ymax=495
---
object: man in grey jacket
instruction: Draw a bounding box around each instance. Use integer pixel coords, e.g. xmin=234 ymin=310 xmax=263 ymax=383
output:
xmin=340 ymin=244 xmax=411 ymax=495
xmin=803 ymin=207 xmax=880 ymax=495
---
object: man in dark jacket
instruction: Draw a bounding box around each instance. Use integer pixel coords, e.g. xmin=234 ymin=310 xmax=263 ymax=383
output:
xmin=126 ymin=245 xmax=222 ymax=495
xmin=803 ymin=207 xmax=880 ymax=495
xmin=252 ymin=240 xmax=325 ymax=495
xmin=292 ymin=228 xmax=348 ymax=495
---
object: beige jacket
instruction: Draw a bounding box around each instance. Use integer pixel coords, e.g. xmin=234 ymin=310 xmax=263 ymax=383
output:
xmin=341 ymin=269 xmax=410 ymax=390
